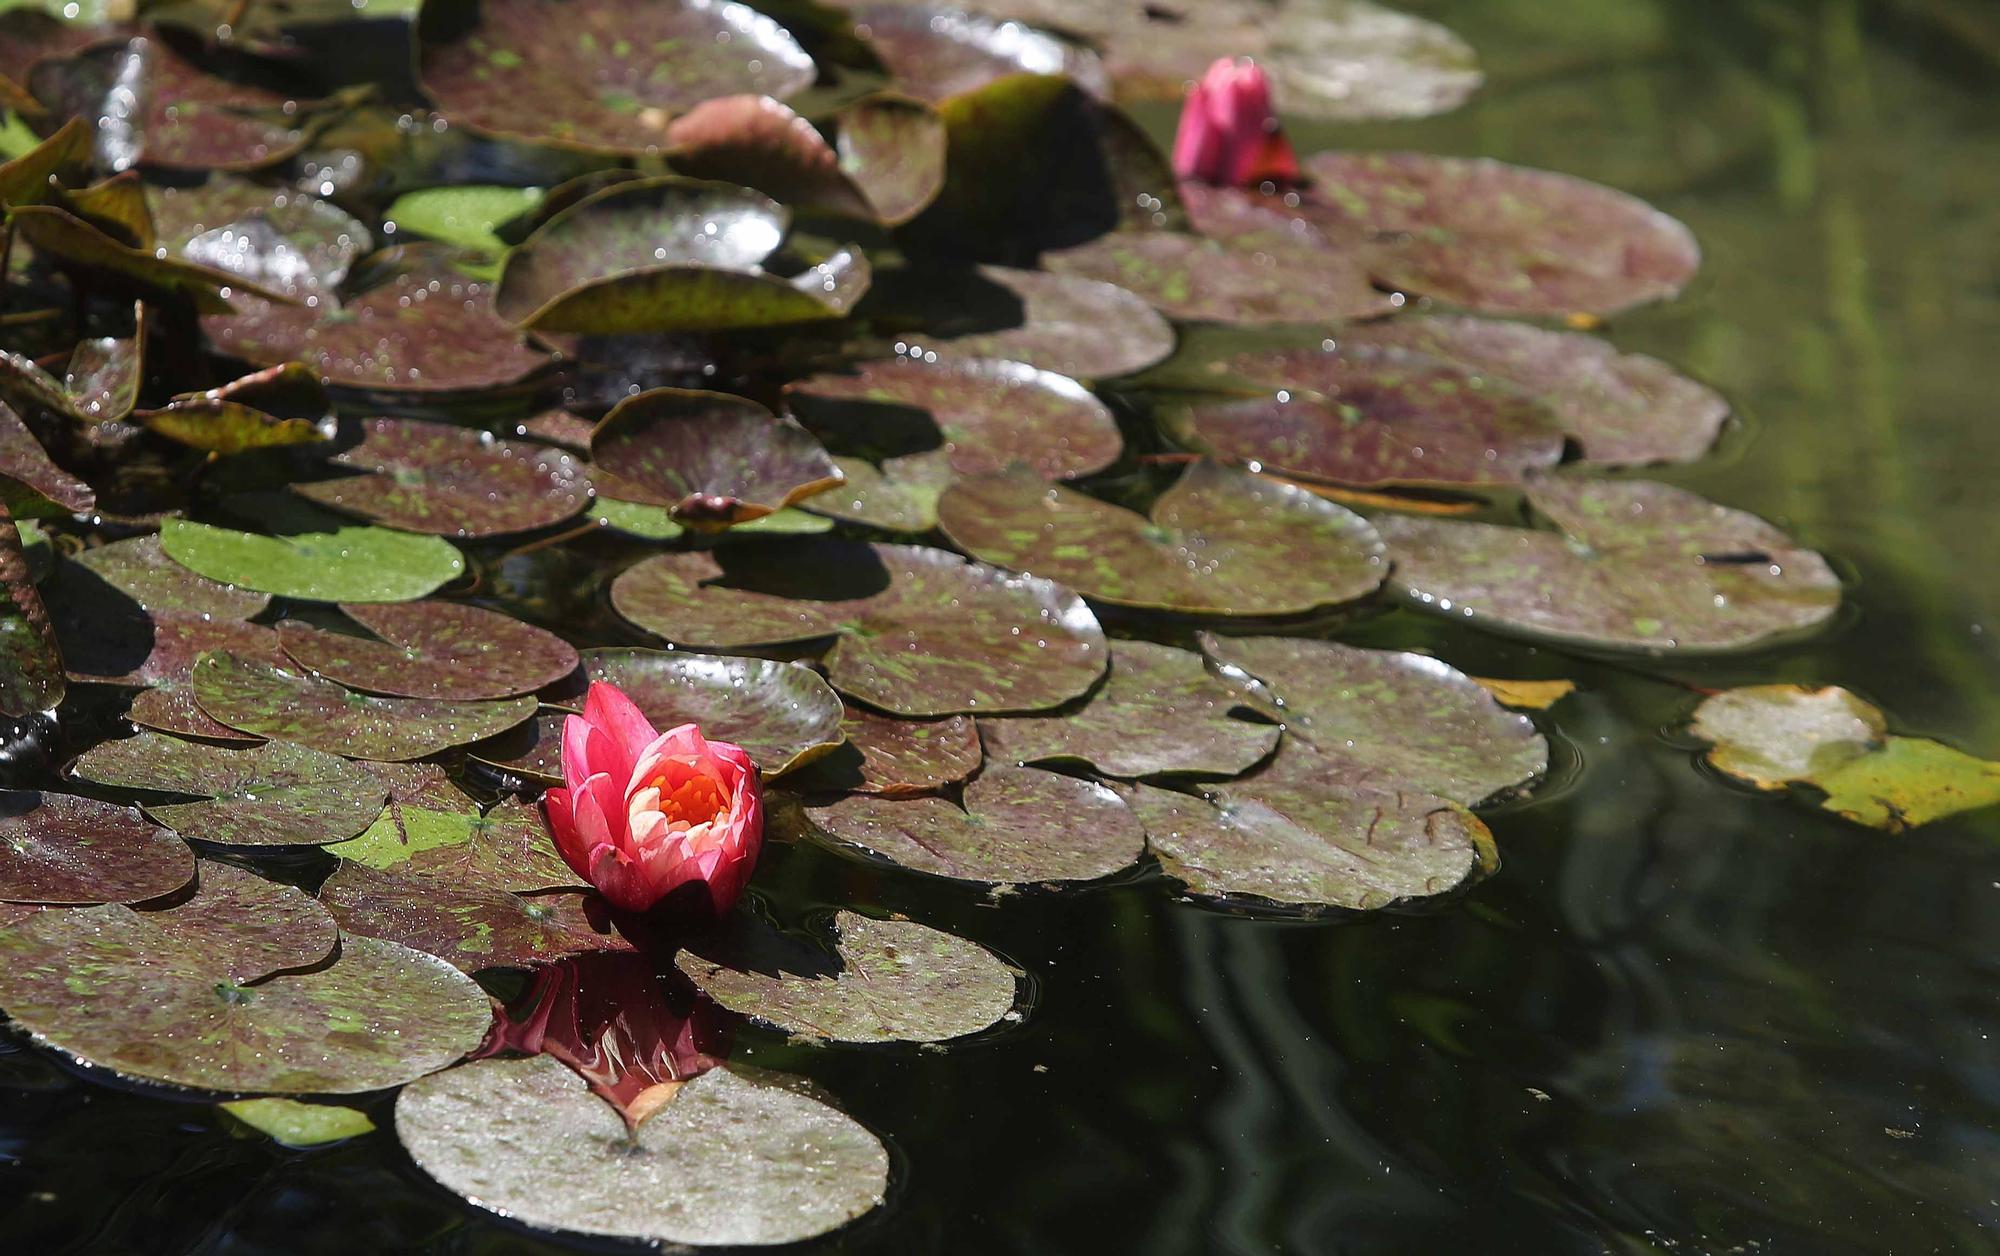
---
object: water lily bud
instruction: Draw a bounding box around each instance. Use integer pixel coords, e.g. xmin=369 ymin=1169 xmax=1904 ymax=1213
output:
xmin=541 ymin=682 xmax=762 ymax=920
xmin=1172 ymin=57 xmax=1301 ymax=189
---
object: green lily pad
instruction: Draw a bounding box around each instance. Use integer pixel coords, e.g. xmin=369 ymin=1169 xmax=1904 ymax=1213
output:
xmin=834 ymin=93 xmax=948 ymax=226
xmin=137 ymin=361 xmax=332 ymax=455
xmin=1200 ymin=633 xmax=1546 ymax=806
xmin=220 ymin=1097 xmax=376 ymax=1148
xmin=0 ymin=403 xmax=92 ymax=516
xmin=71 ymin=732 xmax=388 ymax=847
xmin=1811 ymin=738 xmax=2000 ymax=832
xmin=152 ymin=179 xmax=371 ymax=300
xmin=872 ymin=264 xmax=1173 ymax=380
xmin=293 ymin=418 xmax=589 ymax=539
xmin=804 ymin=763 xmax=1143 ymax=884
xmin=677 ymin=910 xmax=1017 ymax=1043
xmin=161 ymin=497 xmax=465 ymax=604
xmin=590 ymin=388 xmax=842 ymax=527
xmin=0 ymin=902 xmax=490 ymax=1093
xmin=663 ymin=94 xmax=874 ymax=220
xmin=66 ymin=534 xmax=269 ymax=619
xmin=799 ymin=449 xmax=954 ymax=531
xmin=276 ymin=600 xmax=579 ymax=700
xmin=396 ymin=1056 xmax=888 ymax=1246
xmin=144 ymin=860 xmax=343 ymax=983
xmin=191 ymin=652 xmax=536 ymax=761
xmin=0 ymin=507 xmax=62 ymax=717
xmin=416 ymin=0 xmax=816 ymax=154
xmin=1044 ymin=230 xmax=1395 ymax=325
xmin=784 ymin=356 xmax=1121 ymax=479
xmin=1375 ymin=477 xmax=1842 ymax=653
xmin=849 ymin=5 xmax=1108 ymax=102
xmin=561 ymin=647 xmax=845 ymax=776
xmin=981 ymin=640 xmax=1277 ymax=779
xmin=0 ymin=790 xmax=194 ymax=904
xmin=384 ymin=184 xmax=544 ymax=257
xmin=324 ymin=799 xmax=580 ymax=892
xmin=1333 ymin=316 xmax=1730 ymax=466
xmin=938 ymin=461 xmax=1387 ymax=615
xmin=789 ymin=705 xmax=981 ymax=796
xmin=466 ymin=707 xmax=565 ymax=785
xmin=1159 ymin=344 xmax=1565 ymax=489
xmin=322 ymin=861 xmax=631 ymax=973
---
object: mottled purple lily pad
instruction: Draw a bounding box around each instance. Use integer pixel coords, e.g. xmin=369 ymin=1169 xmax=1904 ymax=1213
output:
xmin=805 ymin=763 xmax=1142 ymax=884
xmin=292 ymin=418 xmax=589 ymax=539
xmin=981 ymin=640 xmax=1277 ymax=779
xmin=590 ymin=388 xmax=841 ymax=527
xmin=849 ymin=5 xmax=1108 ymax=102
xmin=127 ymin=685 xmax=264 ymax=745
xmin=0 ymin=790 xmax=194 ymax=905
xmin=0 ymin=509 xmax=62 ymax=717
xmin=1160 ymin=343 xmax=1564 ymax=488
xmin=663 ymin=95 xmax=875 ymax=220
xmin=0 ymin=404 xmax=92 ymax=517
xmin=322 ymin=861 xmax=630 ymax=973
xmin=467 ymin=708 xmax=565 ymax=785
xmin=161 ymin=497 xmax=466 ymax=603
xmin=153 ymin=179 xmax=371 ymax=301
xmin=875 ymin=264 xmax=1173 ymax=380
xmin=677 ymin=910 xmax=1017 ymax=1043
xmin=938 ymin=461 xmax=1387 ymax=615
xmin=799 ymin=449 xmax=954 ymax=531
xmin=325 ymin=798 xmax=580 ymax=892
xmin=0 ymin=903 xmax=490 ymax=1093
xmin=417 ymin=0 xmax=816 ymax=154
xmin=277 ymin=600 xmax=579 ymax=700
xmin=67 ymin=533 xmax=269 ymax=619
xmin=55 ymin=598 xmax=283 ymax=688
xmin=1045 ymin=229 xmax=1395 ymax=325
xmin=835 ymin=93 xmax=948 ymax=226
xmin=1375 ymin=477 xmax=1842 ymax=652
xmin=71 ymin=731 xmax=387 ymax=847
xmin=560 ymin=648 xmax=845 ymax=776
xmin=784 ymin=356 xmax=1121 ymax=479
xmin=790 ymin=705 xmax=981 ymax=796
xmin=147 ymin=861 xmax=342 ymax=983
xmin=1200 ymin=633 xmax=1546 ymax=806
xmin=191 ymin=652 xmax=537 ymax=761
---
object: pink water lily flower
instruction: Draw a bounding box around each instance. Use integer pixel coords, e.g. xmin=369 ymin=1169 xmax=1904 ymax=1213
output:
xmin=542 ymin=682 xmax=762 ymax=919
xmin=1172 ymin=57 xmax=1301 ymax=189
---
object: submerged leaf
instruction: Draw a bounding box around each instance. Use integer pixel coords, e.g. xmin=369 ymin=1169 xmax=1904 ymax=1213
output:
xmin=220 ymin=1098 xmax=376 ymax=1148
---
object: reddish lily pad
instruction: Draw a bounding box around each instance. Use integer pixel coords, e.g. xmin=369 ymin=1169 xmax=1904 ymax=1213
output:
xmin=128 ymin=685 xmax=264 ymax=745
xmin=146 ymin=861 xmax=342 ymax=983
xmin=0 ymin=507 xmax=62 ymax=717
xmin=153 ymin=180 xmax=371 ymax=301
xmin=66 ymin=533 xmax=270 ymax=619
xmin=416 ymin=0 xmax=816 ymax=155
xmin=799 ymin=449 xmax=954 ymax=531
xmin=12 ymin=203 xmax=272 ymax=315
xmin=0 ymin=404 xmax=92 ymax=517
xmin=293 ymin=418 xmax=590 ymax=539
xmin=805 ymin=763 xmax=1143 ymax=884
xmin=790 ymin=705 xmax=981 ymax=796
xmin=321 ymin=861 xmax=631 ymax=973
xmin=784 ymin=356 xmax=1121 ymax=479
xmin=590 ymin=388 xmax=841 ymax=528
xmin=1375 ymin=477 xmax=1842 ymax=652
xmin=54 ymin=596 xmax=284 ymax=688
xmin=1045 ymin=230 xmax=1395 ymax=325
xmin=325 ymin=798 xmax=580 ymax=892
xmin=467 ymin=707 xmax=566 ymax=785
xmin=396 ymin=1056 xmax=889 ymax=1246
xmin=161 ymin=498 xmax=466 ymax=603
xmin=562 ymin=648 xmax=845 ymax=776
xmin=876 ymin=264 xmax=1173 ymax=379
xmin=849 ymin=4 xmax=1109 ymax=102
xmin=0 ymin=790 xmax=194 ymax=905
xmin=664 ymin=95 xmax=874 ymax=220
xmin=1200 ymin=633 xmax=1546 ymax=806
xmin=981 ymin=640 xmax=1277 ymax=779
xmin=191 ymin=652 xmax=536 ymax=761
xmin=677 ymin=910 xmax=1017 ymax=1043
xmin=277 ymin=600 xmax=579 ymax=700
xmin=0 ymin=903 xmax=490 ymax=1094
xmin=1160 ymin=344 xmax=1564 ymax=488
xmin=937 ymin=461 xmax=1387 ymax=615
xmin=71 ymin=732 xmax=387 ymax=847
xmin=834 ymin=93 xmax=948 ymax=226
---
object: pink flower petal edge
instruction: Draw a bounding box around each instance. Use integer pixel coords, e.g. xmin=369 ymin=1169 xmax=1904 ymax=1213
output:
xmin=1172 ymin=57 xmax=1300 ymax=189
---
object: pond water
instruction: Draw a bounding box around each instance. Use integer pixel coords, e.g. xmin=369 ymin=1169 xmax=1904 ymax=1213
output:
xmin=4 ymin=0 xmax=1998 ymax=1252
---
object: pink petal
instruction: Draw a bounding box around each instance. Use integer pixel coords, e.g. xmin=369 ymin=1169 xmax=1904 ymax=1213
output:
xmin=584 ymin=682 xmax=660 ymax=763
xmin=540 ymin=787 xmax=592 ymax=881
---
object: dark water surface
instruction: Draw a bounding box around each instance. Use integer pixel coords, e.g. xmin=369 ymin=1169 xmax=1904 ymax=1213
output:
xmin=6 ymin=0 xmax=1999 ymax=1252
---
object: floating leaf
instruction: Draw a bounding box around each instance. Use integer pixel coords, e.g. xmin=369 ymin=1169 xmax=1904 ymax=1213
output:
xmin=981 ymin=640 xmax=1276 ymax=779
xmin=1375 ymin=477 xmax=1842 ymax=652
xmin=467 ymin=708 xmax=565 ymax=785
xmin=161 ymin=497 xmax=465 ymax=604
xmin=127 ymin=685 xmax=264 ymax=745
xmin=416 ymin=0 xmax=817 ymax=154
xmin=152 ymin=179 xmax=370 ymax=301
xmin=276 ymin=600 xmax=579 ymax=700
xmin=805 ymin=763 xmax=1143 ymax=883
xmin=663 ymin=94 xmax=874 ymax=219
xmin=873 ymin=264 xmax=1173 ymax=380
xmin=1811 ymin=738 xmax=2000 ymax=832
xmin=789 ymin=705 xmax=981 ymax=796
xmin=137 ymin=361 xmax=332 ymax=454
xmin=324 ymin=799 xmax=579 ymax=892
xmin=1045 ymin=229 xmax=1394 ymax=324
xmin=0 ymin=404 xmax=92 ymax=517
xmin=191 ymin=652 xmax=536 ymax=761
xmin=396 ymin=1056 xmax=888 ymax=1246
xmin=562 ymin=648 xmax=844 ymax=776
xmin=61 ymin=317 xmax=143 ymax=423
xmin=11 ymin=203 xmax=276 ymax=314
xmin=590 ymin=388 xmax=841 ymax=527
xmin=1471 ymin=677 xmax=1576 ymax=711
xmin=784 ymin=356 xmax=1121 ymax=479
xmin=938 ymin=461 xmax=1387 ymax=615
xmin=142 ymin=861 xmax=342 ymax=983
xmin=799 ymin=449 xmax=953 ymax=531
xmin=0 ymin=505 xmax=62 ymax=717
xmin=66 ymin=533 xmax=269 ymax=619
xmin=53 ymin=593 xmax=282 ymax=687
xmin=849 ymin=4 xmax=1107 ymax=102
xmin=834 ymin=93 xmax=947 ymax=226
xmin=293 ymin=418 xmax=589 ymax=539
xmin=322 ymin=861 xmax=631 ymax=972
xmin=72 ymin=732 xmax=387 ymax=846
xmin=0 ymin=903 xmax=490 ymax=1093
xmin=677 ymin=910 xmax=1017 ymax=1043
xmin=0 ymin=790 xmax=193 ymax=905
xmin=384 ymin=184 xmax=544 ymax=257
xmin=220 ymin=1097 xmax=376 ymax=1148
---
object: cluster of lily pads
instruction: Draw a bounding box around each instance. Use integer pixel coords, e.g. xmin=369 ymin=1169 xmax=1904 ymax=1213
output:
xmin=0 ymin=0 xmax=1981 ymax=1247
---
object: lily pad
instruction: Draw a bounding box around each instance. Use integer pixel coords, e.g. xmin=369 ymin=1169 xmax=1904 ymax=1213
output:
xmin=790 ymin=705 xmax=981 ymax=796
xmin=805 ymin=763 xmax=1142 ymax=883
xmin=874 ymin=264 xmax=1173 ymax=380
xmin=71 ymin=732 xmax=387 ymax=847
xmin=663 ymin=94 xmax=874 ymax=220
xmin=11 ymin=203 xmax=277 ymax=315
xmin=784 ymin=356 xmax=1121 ymax=479
xmin=1811 ymin=738 xmax=2000 ymax=832
xmin=220 ymin=1097 xmax=376 ymax=1148
xmin=66 ymin=533 xmax=269 ymax=619
xmin=849 ymin=5 xmax=1109 ymax=102
xmin=1374 ymin=477 xmax=1842 ymax=652
xmin=161 ymin=498 xmax=465 ymax=604
xmin=143 ymin=861 xmax=343 ymax=983
xmin=293 ymin=418 xmax=589 ymax=539
xmin=940 ymin=460 xmax=1390 ymax=614
xmin=277 ymin=600 xmax=578 ymax=700
xmin=981 ymin=640 xmax=1277 ymax=778
xmin=61 ymin=321 xmax=143 ymax=424
xmin=153 ymin=180 xmax=371 ymax=301
xmin=137 ymin=362 xmax=333 ymax=454
xmin=417 ymin=0 xmax=817 ymax=154
xmin=0 ymin=790 xmax=194 ymax=904
xmin=834 ymin=93 xmax=948 ymax=226
xmin=1200 ymin=633 xmax=1546 ymax=806
xmin=127 ymin=685 xmax=265 ymax=745
xmin=467 ymin=707 xmax=566 ymax=785
xmin=590 ymin=388 xmax=841 ymax=527
xmin=191 ymin=652 xmax=536 ymax=761
xmin=324 ymin=799 xmax=580 ymax=892
xmin=799 ymin=449 xmax=954 ymax=531
xmin=54 ymin=595 xmax=284 ymax=688
xmin=0 ymin=903 xmax=490 ymax=1093
xmin=1045 ymin=230 xmax=1395 ymax=325
xmin=0 ymin=404 xmax=92 ymax=517
xmin=396 ymin=1056 xmax=888 ymax=1246
xmin=1 ymin=507 xmax=62 ymax=717
xmin=385 ymin=184 xmax=544 ymax=258
xmin=564 ymin=648 xmax=845 ymax=776
xmin=677 ymin=910 xmax=1017 ymax=1043
xmin=322 ymin=861 xmax=631 ymax=972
